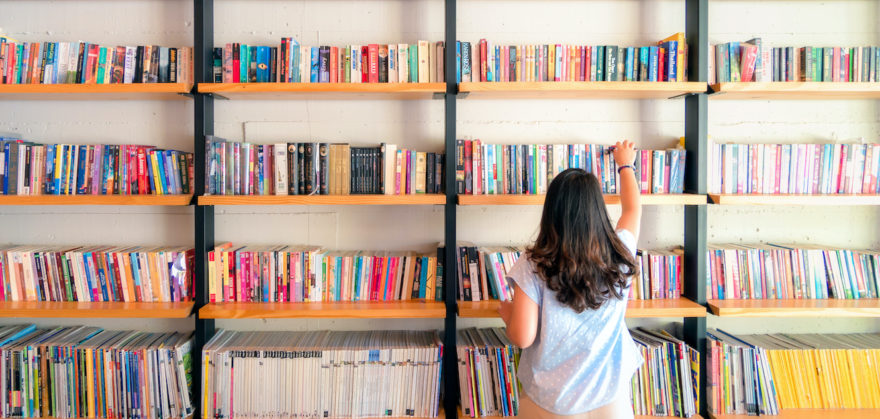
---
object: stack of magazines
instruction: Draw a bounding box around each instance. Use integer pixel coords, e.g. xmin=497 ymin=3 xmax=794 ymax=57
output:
xmin=201 ymin=330 xmax=443 ymax=419
xmin=630 ymin=328 xmax=699 ymax=418
xmin=457 ymin=328 xmax=521 ymax=418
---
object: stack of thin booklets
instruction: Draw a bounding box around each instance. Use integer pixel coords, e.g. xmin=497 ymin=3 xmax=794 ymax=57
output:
xmin=709 ymin=142 xmax=880 ymax=195
xmin=0 ymin=245 xmax=194 ymax=302
xmin=201 ymin=330 xmax=443 ymax=419
xmin=707 ymin=244 xmax=880 ymax=300
xmin=455 ymin=140 xmax=686 ymax=196
xmin=457 ymin=328 xmax=521 ymax=418
xmin=0 ymin=324 xmax=194 ymax=419
xmin=207 ymin=244 xmax=443 ymax=303
xmin=632 ymin=250 xmax=683 ymax=300
xmin=630 ymin=328 xmax=699 ymax=418
xmin=708 ymin=330 xmax=880 ymax=414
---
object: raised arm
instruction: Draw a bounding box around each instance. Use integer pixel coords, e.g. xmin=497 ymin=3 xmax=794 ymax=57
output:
xmin=613 ymin=140 xmax=641 ymax=240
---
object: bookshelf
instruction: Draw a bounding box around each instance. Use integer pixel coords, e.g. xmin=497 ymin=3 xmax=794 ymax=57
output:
xmin=709 ymin=82 xmax=880 ymax=100
xmin=198 ymin=194 xmax=446 ymax=206
xmin=458 ymin=193 xmax=707 ymax=206
xmin=707 ymin=299 xmax=880 ymax=318
xmin=0 ymin=83 xmax=193 ymax=100
xmin=458 ymin=298 xmax=707 ymax=318
xmin=0 ymin=301 xmax=194 ymax=318
xmin=197 ymin=82 xmax=446 ymax=100
xmin=459 ymin=409 xmax=703 ymax=419
xmin=199 ymin=301 xmax=446 ymax=319
xmin=458 ymin=81 xmax=707 ymax=99
xmin=708 ymin=194 xmax=880 ymax=206
xmin=709 ymin=410 xmax=880 ymax=419
xmin=0 ymin=195 xmax=194 ymax=206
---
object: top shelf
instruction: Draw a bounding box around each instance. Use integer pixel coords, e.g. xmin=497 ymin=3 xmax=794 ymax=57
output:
xmin=197 ymin=82 xmax=446 ymax=100
xmin=458 ymin=81 xmax=707 ymax=99
xmin=709 ymin=82 xmax=880 ymax=100
xmin=0 ymin=83 xmax=193 ymax=100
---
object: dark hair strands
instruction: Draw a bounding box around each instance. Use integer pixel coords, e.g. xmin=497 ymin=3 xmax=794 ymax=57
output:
xmin=526 ymin=168 xmax=639 ymax=313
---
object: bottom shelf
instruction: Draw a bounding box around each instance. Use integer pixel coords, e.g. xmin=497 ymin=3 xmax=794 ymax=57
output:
xmin=709 ymin=409 xmax=880 ymax=419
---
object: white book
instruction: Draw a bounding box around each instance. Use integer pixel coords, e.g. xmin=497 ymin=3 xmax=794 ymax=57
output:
xmin=274 ymin=143 xmax=288 ymax=195
xmin=301 ymin=47 xmax=309 ymax=83
xmin=350 ymin=45 xmax=361 ymax=83
xmin=388 ymin=44 xmax=398 ymax=83
xmin=383 ymin=144 xmax=397 ymax=195
xmin=398 ymin=43 xmax=408 ymax=83
xmin=124 ymin=46 xmax=136 ymax=83
xmin=418 ymin=41 xmax=429 ymax=83
xmin=57 ymin=43 xmax=69 ymax=84
xmin=68 ymin=42 xmax=82 ymax=83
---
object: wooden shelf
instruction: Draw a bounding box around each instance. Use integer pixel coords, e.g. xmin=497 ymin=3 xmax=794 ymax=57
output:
xmin=707 ymin=299 xmax=880 ymax=317
xmin=0 ymin=194 xmax=193 ymax=206
xmin=0 ymin=301 xmax=194 ymax=318
xmin=199 ymin=300 xmax=447 ymax=319
xmin=709 ymin=409 xmax=880 ymax=419
xmin=709 ymin=82 xmax=880 ymax=100
xmin=708 ymin=194 xmax=880 ymax=206
xmin=0 ymin=83 xmax=193 ymax=100
xmin=460 ymin=409 xmax=700 ymax=419
xmin=458 ymin=298 xmax=706 ymax=318
xmin=197 ymin=82 xmax=445 ymax=100
xmin=198 ymin=194 xmax=445 ymax=206
xmin=458 ymin=193 xmax=707 ymax=206
xmin=458 ymin=81 xmax=707 ymax=99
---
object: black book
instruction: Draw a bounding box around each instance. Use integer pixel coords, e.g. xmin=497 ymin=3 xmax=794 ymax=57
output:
xmin=411 ymin=256 xmax=423 ymax=299
xmin=134 ymin=46 xmax=144 ymax=83
xmin=212 ymin=48 xmax=222 ymax=83
xmin=178 ymin=152 xmax=189 ymax=195
xmin=249 ymin=47 xmax=258 ymax=83
xmin=287 ymin=143 xmax=298 ymax=195
xmin=350 ymin=148 xmax=359 ymax=194
xmin=455 ymin=139 xmax=465 ymax=194
xmin=520 ymin=145 xmax=528 ymax=194
xmin=303 ymin=143 xmax=315 ymax=195
xmin=458 ymin=246 xmax=472 ymax=301
xmin=596 ymin=46 xmax=606 ymax=81
xmin=425 ymin=153 xmax=436 ymax=194
xmin=378 ymin=46 xmax=388 ymax=83
xmin=606 ymin=46 xmax=619 ymax=81
xmin=297 ymin=143 xmax=306 ymax=195
xmin=378 ymin=144 xmax=387 ymax=194
xmin=150 ymin=45 xmax=160 ymax=83
xmin=436 ymin=154 xmax=444 ymax=194
xmin=374 ymin=147 xmax=381 ymax=194
xmin=269 ymin=47 xmax=277 ymax=82
xmin=318 ymin=143 xmax=329 ymax=195
xmin=75 ymin=43 xmax=86 ymax=84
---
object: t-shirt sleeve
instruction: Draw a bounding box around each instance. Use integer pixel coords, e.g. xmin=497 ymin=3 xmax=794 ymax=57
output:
xmin=508 ymin=256 xmax=542 ymax=305
xmin=616 ymin=229 xmax=638 ymax=257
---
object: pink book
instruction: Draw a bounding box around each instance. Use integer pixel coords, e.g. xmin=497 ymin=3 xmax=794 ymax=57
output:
xmin=774 ymin=145 xmax=782 ymax=194
xmin=832 ymin=47 xmax=841 ymax=82
xmin=640 ymin=150 xmax=649 ymax=194
xmin=663 ymin=163 xmax=671 ymax=193
xmin=472 ymin=140 xmax=482 ymax=195
xmin=739 ymin=43 xmax=758 ymax=82
xmin=837 ymin=145 xmax=848 ymax=193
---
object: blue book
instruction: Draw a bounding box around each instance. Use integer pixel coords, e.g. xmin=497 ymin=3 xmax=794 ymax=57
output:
xmin=239 ymin=44 xmax=248 ymax=83
xmin=664 ymin=41 xmax=677 ymax=81
xmin=626 ymin=47 xmax=635 ymax=81
xmin=639 ymin=47 xmax=649 ymax=81
xmin=310 ymin=47 xmax=319 ymax=82
xmin=129 ymin=253 xmax=142 ymax=295
xmin=291 ymin=42 xmax=300 ymax=82
xmin=486 ymin=45 xmax=494 ymax=82
xmin=419 ymin=257 xmax=428 ymax=299
xmin=163 ymin=151 xmax=176 ymax=194
xmin=319 ymin=46 xmax=330 ymax=83
xmin=256 ymin=46 xmax=269 ymax=82
xmin=79 ymin=43 xmax=89 ymax=83
xmin=76 ymin=145 xmax=88 ymax=194
xmin=649 ymin=46 xmax=659 ymax=81
xmin=257 ymin=146 xmax=265 ymax=195
xmin=156 ymin=151 xmax=168 ymax=195
xmin=352 ymin=257 xmax=362 ymax=301
xmin=0 ymin=325 xmax=37 ymax=345
xmin=455 ymin=41 xmax=461 ymax=83
xmin=2 ymin=141 xmax=10 ymax=194
xmin=494 ymin=46 xmax=501 ymax=82
xmin=43 ymin=144 xmax=55 ymax=195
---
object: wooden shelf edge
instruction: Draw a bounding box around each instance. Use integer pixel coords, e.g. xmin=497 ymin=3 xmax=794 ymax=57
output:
xmin=199 ymin=301 xmax=447 ymax=319
xmin=0 ymin=83 xmax=193 ymax=100
xmin=459 ymin=410 xmax=701 ymax=419
xmin=709 ymin=82 xmax=880 ymax=99
xmin=709 ymin=409 xmax=880 ymax=419
xmin=0 ymin=195 xmax=194 ymax=206
xmin=707 ymin=299 xmax=880 ymax=318
xmin=0 ymin=302 xmax=194 ymax=318
xmin=458 ymin=194 xmax=706 ymax=206
xmin=458 ymin=298 xmax=706 ymax=318
xmin=198 ymin=194 xmax=446 ymax=206
xmin=198 ymin=82 xmax=445 ymax=95
xmin=708 ymin=194 xmax=880 ymax=206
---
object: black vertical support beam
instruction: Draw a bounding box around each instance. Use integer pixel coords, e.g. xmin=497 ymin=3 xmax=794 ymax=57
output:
xmin=443 ymin=1 xmax=458 ymax=418
xmin=684 ymin=0 xmax=708 ymax=417
xmin=193 ymin=1 xmax=215 ymax=418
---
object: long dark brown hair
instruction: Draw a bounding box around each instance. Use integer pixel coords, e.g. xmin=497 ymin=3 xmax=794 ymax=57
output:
xmin=526 ymin=168 xmax=638 ymax=313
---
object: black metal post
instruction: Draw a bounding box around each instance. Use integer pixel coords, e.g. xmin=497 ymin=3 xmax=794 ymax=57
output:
xmin=684 ymin=0 xmax=708 ymax=417
xmin=193 ymin=1 xmax=215 ymax=418
xmin=443 ymin=1 xmax=458 ymax=418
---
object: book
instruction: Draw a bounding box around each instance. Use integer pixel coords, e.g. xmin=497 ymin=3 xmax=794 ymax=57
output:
xmin=458 ymin=328 xmax=521 ymax=418
xmin=630 ymin=328 xmax=700 ymax=418
xmin=713 ymin=42 xmax=879 ymax=83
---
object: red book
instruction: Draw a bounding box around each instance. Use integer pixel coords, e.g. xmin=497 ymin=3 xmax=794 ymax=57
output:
xmin=232 ymin=43 xmax=240 ymax=83
xmin=480 ymin=39 xmax=488 ymax=82
xmin=472 ymin=139 xmax=482 ymax=195
xmin=842 ymin=49 xmax=850 ymax=82
xmin=464 ymin=139 xmax=473 ymax=194
xmin=137 ymin=147 xmax=147 ymax=194
xmin=86 ymin=44 xmax=100 ymax=84
xmin=575 ymin=46 xmax=582 ymax=81
xmin=585 ymin=46 xmax=592 ymax=81
xmin=360 ymin=46 xmax=369 ymax=82
xmin=658 ymin=47 xmax=666 ymax=82
xmin=368 ymin=44 xmax=379 ymax=83
xmin=329 ymin=46 xmax=338 ymax=83
xmin=740 ymin=44 xmax=758 ymax=82
xmin=370 ymin=256 xmax=381 ymax=301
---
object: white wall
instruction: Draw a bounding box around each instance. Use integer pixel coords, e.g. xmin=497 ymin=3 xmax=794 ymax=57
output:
xmin=0 ymin=0 xmax=878 ymax=335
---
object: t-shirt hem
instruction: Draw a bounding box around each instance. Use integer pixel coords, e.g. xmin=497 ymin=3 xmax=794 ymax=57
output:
xmin=521 ymin=386 xmax=628 ymax=416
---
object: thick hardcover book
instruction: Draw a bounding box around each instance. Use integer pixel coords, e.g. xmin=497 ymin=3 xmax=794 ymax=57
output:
xmin=368 ymin=44 xmax=379 ymax=83
xmin=298 ymin=143 xmax=307 ymax=194
xmin=318 ymin=143 xmax=329 ymax=195
xmin=606 ymin=46 xmax=619 ymax=81
xmin=287 ymin=144 xmax=298 ymax=195
xmin=378 ymin=45 xmax=388 ymax=83
xmin=455 ymin=140 xmax=466 ymax=194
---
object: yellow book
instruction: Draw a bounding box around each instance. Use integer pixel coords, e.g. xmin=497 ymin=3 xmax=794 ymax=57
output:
xmin=548 ymin=46 xmax=555 ymax=81
xmin=86 ymin=347 xmax=95 ymax=418
xmin=569 ymin=45 xmax=577 ymax=82
xmin=659 ymin=32 xmax=687 ymax=82
xmin=149 ymin=151 xmax=164 ymax=195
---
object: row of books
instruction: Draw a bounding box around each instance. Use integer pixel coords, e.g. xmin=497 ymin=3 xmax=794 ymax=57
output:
xmin=0 ymin=38 xmax=193 ymax=84
xmin=0 ymin=246 xmax=193 ymax=303
xmin=201 ymin=330 xmax=443 ymax=419
xmin=0 ymin=139 xmax=194 ymax=196
xmin=455 ymin=140 xmax=687 ymax=196
xmin=708 ymin=245 xmax=880 ymax=300
xmin=708 ymin=330 xmax=880 ymax=414
xmin=207 ymin=243 xmax=443 ymax=303
xmin=709 ymin=142 xmax=880 ymax=195
xmin=0 ymin=324 xmax=194 ymax=419
xmin=206 ymin=138 xmax=444 ymax=196
xmin=457 ymin=328 xmax=521 ymax=418
xmin=213 ymin=40 xmax=445 ymax=84
xmin=454 ymin=246 xmax=683 ymax=302
xmin=456 ymin=33 xmax=687 ymax=83
xmin=711 ymin=39 xmax=880 ymax=83
xmin=630 ymin=328 xmax=699 ymax=418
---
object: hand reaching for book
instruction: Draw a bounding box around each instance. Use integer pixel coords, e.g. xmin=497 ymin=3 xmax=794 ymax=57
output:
xmin=612 ymin=140 xmax=637 ymax=167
